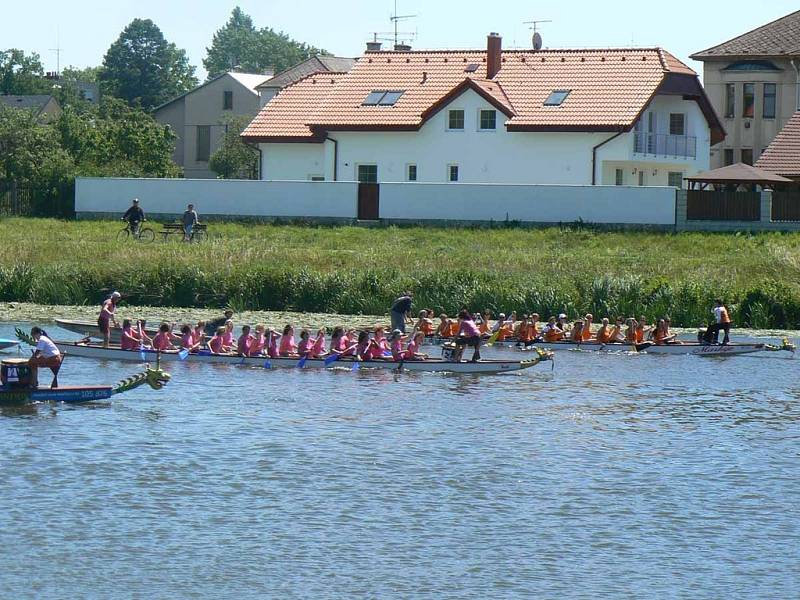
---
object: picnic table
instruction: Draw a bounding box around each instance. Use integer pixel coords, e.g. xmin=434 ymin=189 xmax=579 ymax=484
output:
xmin=159 ymin=222 xmax=207 ymax=242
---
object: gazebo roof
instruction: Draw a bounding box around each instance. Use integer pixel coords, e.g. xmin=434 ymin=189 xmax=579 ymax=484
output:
xmin=686 ymin=162 xmax=792 ymax=185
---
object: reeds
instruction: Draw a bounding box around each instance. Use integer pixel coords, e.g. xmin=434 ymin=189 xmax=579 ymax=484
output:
xmin=2 ymin=218 xmax=800 ymax=328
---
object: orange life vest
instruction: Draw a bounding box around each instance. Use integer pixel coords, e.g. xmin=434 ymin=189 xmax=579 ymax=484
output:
xmin=720 ymin=307 xmax=731 ymax=324
xmin=544 ymin=327 xmax=563 ymax=342
xmin=635 ymin=327 xmax=644 ymax=344
xmin=447 ymin=321 xmax=460 ymax=337
xmin=581 ymin=326 xmax=592 ymax=341
xmin=596 ymin=327 xmax=611 ymax=344
xmin=419 ymin=319 xmax=434 ymax=336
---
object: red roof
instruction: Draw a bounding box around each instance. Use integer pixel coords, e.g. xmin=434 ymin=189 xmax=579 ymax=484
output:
xmin=243 ymin=47 xmax=710 ymax=141
xmin=755 ymin=112 xmax=800 ymax=177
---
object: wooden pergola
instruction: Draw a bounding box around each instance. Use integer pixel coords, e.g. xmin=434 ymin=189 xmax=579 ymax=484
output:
xmin=686 ymin=163 xmax=793 ymax=191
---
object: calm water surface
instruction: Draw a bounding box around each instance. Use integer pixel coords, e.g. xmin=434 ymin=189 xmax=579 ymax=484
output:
xmin=0 ymin=323 xmax=798 ymax=599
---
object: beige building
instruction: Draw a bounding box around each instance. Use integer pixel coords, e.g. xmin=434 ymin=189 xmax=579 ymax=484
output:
xmin=692 ymin=10 xmax=800 ymax=169
xmin=153 ymin=72 xmax=272 ymax=179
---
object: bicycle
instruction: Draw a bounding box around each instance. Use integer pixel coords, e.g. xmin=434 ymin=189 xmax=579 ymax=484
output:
xmin=117 ymin=221 xmax=155 ymax=243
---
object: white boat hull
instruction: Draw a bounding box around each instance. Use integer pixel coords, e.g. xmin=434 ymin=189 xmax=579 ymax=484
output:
xmin=52 ymin=342 xmax=550 ymax=374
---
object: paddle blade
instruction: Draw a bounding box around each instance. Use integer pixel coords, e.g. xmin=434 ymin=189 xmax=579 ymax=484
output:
xmin=178 ymin=348 xmax=189 ymax=361
xmin=297 ymin=355 xmax=308 ymax=369
xmin=351 ymin=361 xmax=360 ymax=371
xmin=324 ymin=353 xmax=341 ymax=366
xmin=139 ymin=347 xmax=146 ymax=362
xmin=263 ymin=359 xmax=272 ymax=369
xmin=486 ymin=329 xmax=501 ymax=346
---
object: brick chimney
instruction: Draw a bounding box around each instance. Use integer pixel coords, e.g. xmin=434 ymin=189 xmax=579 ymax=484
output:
xmin=487 ymin=33 xmax=502 ymax=79
xmin=366 ymin=41 xmax=382 ymax=52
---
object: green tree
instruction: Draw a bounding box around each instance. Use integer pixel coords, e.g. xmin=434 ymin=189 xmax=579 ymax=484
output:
xmin=0 ymin=49 xmax=53 ymax=95
xmin=100 ymin=18 xmax=198 ymax=109
xmin=54 ymin=97 xmax=180 ymax=178
xmin=0 ymin=106 xmax=74 ymax=184
xmin=209 ymin=115 xmax=259 ymax=179
xmin=204 ymin=7 xmax=327 ymax=79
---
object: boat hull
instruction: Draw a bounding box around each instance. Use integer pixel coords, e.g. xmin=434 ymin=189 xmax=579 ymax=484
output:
xmin=0 ymin=385 xmax=113 ymax=404
xmin=52 ymin=342 xmax=547 ymax=374
xmin=0 ymin=340 xmax=18 ymax=351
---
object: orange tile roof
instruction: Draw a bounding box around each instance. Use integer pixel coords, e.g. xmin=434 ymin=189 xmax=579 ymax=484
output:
xmin=243 ymin=47 xmax=700 ymax=141
xmin=755 ymin=111 xmax=800 ymax=177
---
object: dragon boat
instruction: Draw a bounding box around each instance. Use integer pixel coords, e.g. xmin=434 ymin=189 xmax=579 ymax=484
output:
xmin=0 ymin=339 xmax=19 ymax=351
xmin=26 ymin=335 xmax=552 ymax=375
xmin=55 ymin=318 xmax=157 ymax=344
xmin=3 ymin=328 xmax=171 ymax=404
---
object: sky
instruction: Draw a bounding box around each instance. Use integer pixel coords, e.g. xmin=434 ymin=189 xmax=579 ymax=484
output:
xmin=2 ymin=0 xmax=799 ymax=82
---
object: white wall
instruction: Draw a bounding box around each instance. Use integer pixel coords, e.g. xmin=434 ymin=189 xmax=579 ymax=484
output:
xmin=75 ymin=178 xmax=358 ymax=219
xmin=379 ymin=183 xmax=676 ymax=225
xmin=259 ymin=89 xmax=711 ymax=186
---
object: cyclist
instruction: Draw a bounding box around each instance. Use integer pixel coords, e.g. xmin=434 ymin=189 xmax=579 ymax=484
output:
xmin=121 ymin=198 xmax=145 ymax=235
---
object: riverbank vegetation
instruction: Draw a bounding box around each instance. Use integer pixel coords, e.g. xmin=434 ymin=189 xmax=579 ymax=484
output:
xmin=2 ymin=218 xmax=800 ymax=328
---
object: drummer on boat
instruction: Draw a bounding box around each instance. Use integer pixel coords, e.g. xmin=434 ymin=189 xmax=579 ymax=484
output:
xmin=28 ymin=327 xmax=62 ymax=388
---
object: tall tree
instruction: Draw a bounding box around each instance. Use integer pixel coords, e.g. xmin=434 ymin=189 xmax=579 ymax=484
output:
xmin=100 ymin=19 xmax=198 ymax=110
xmin=204 ymin=7 xmax=327 ymax=79
xmin=0 ymin=106 xmax=74 ymax=185
xmin=209 ymin=115 xmax=259 ymax=179
xmin=0 ymin=49 xmax=53 ymax=95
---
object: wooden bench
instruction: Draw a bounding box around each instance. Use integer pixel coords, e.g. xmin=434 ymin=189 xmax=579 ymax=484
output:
xmin=159 ymin=222 xmax=207 ymax=242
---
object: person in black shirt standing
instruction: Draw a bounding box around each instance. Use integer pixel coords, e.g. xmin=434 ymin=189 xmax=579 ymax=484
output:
xmin=121 ymin=198 xmax=145 ymax=235
xmin=390 ymin=291 xmax=413 ymax=333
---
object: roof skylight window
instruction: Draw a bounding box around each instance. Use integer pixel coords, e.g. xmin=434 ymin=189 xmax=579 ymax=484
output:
xmin=465 ymin=63 xmax=479 ymax=73
xmin=544 ymin=90 xmax=570 ymax=106
xmin=362 ymin=90 xmax=405 ymax=106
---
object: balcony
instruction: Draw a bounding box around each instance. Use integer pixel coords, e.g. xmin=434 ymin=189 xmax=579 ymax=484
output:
xmin=633 ymin=133 xmax=697 ymax=159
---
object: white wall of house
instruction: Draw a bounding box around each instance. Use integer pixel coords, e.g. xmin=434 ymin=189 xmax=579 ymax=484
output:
xmin=259 ymin=89 xmax=710 ymax=185
xmin=75 ymin=177 xmax=357 ymax=219
xmin=380 ymin=183 xmax=676 ymax=225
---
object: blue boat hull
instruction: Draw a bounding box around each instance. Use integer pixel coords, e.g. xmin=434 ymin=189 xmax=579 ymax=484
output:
xmin=0 ymin=386 xmax=114 ymax=404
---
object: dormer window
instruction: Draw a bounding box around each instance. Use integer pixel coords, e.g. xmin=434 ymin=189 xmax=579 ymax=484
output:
xmin=544 ymin=90 xmax=570 ymax=106
xmin=362 ymin=90 xmax=405 ymax=106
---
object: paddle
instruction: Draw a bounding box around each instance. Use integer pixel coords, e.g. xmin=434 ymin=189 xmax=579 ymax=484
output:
xmin=324 ymin=352 xmax=342 ymax=366
xmin=485 ymin=326 xmax=503 ymax=347
xmin=297 ymin=354 xmax=308 ymax=368
xmin=178 ymin=348 xmax=190 ymax=360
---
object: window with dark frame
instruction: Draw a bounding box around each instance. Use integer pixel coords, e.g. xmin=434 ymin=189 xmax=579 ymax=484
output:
xmin=725 ymin=83 xmax=735 ymax=118
xmin=615 ymin=169 xmax=624 ymax=186
xmin=448 ymin=164 xmax=459 ymax=182
xmin=448 ymin=109 xmax=465 ymax=130
xmin=223 ymin=90 xmax=233 ymax=110
xmin=479 ymin=109 xmax=497 ymax=130
xmin=669 ymin=113 xmax=685 ymax=136
xmin=741 ymin=148 xmax=753 ymax=165
xmin=743 ymin=83 xmax=755 ymax=118
xmin=723 ymin=148 xmax=734 ymax=166
xmin=407 ymin=164 xmax=417 ymax=181
xmin=196 ymin=125 xmax=211 ymax=162
xmin=544 ymin=90 xmax=570 ymax=106
xmin=763 ymin=83 xmax=776 ymax=119
xmin=667 ymin=172 xmax=683 ymax=188
xmin=357 ymin=164 xmax=378 ymax=183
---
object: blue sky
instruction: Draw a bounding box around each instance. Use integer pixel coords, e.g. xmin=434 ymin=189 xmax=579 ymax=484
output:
xmin=3 ymin=1 xmax=798 ymax=81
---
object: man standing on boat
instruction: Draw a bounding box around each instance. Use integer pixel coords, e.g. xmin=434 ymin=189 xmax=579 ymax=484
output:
xmin=98 ymin=291 xmax=121 ymax=348
xmin=390 ymin=291 xmax=413 ymax=333
xmin=121 ymin=198 xmax=145 ymax=235
xmin=205 ymin=309 xmax=234 ymax=337
xmin=709 ymin=299 xmax=732 ymax=345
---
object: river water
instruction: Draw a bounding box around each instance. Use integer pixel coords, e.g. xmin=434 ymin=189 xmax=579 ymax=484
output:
xmin=0 ymin=322 xmax=798 ymax=599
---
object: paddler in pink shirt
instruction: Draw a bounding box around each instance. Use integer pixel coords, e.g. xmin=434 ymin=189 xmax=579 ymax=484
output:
xmin=180 ymin=324 xmax=201 ymax=353
xmin=209 ymin=326 xmax=227 ymax=354
xmin=237 ymin=325 xmax=253 ymax=356
xmin=389 ymin=329 xmax=408 ymax=361
xmin=279 ymin=324 xmax=298 ymax=357
xmin=366 ymin=326 xmax=391 ymax=360
xmin=266 ymin=329 xmax=279 ymax=358
xmin=152 ymin=322 xmax=176 ymax=351
xmin=221 ymin=320 xmax=235 ymax=348
xmin=297 ymin=329 xmax=314 ymax=356
xmin=404 ymin=331 xmax=428 ymax=360
xmin=249 ymin=324 xmax=267 ymax=356
xmin=310 ymin=327 xmax=327 ymax=358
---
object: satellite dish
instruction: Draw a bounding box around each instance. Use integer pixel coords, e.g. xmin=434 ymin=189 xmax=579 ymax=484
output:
xmin=533 ymin=31 xmax=543 ymax=51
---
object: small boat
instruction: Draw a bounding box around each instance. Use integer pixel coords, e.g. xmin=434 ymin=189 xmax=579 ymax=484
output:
xmin=0 ymin=356 xmax=170 ymax=404
xmin=38 ymin=339 xmax=553 ymax=375
xmin=55 ymin=318 xmax=158 ymax=343
xmin=0 ymin=339 xmax=19 ymax=351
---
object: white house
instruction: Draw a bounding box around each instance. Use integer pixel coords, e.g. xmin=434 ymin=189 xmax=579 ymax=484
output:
xmin=242 ymin=34 xmax=724 ymax=188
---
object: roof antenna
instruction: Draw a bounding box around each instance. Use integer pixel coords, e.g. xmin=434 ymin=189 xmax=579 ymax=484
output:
xmin=523 ymin=19 xmax=552 ymax=50
xmin=49 ymin=27 xmax=63 ymax=75
xmin=389 ymin=0 xmax=417 ymax=48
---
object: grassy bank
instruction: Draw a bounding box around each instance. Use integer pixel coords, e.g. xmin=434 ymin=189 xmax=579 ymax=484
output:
xmin=2 ymin=218 xmax=800 ymax=328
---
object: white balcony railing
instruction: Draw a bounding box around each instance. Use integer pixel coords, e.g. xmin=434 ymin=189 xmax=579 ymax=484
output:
xmin=633 ymin=133 xmax=697 ymax=159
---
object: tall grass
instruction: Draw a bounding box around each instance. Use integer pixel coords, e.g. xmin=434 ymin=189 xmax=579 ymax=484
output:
xmin=2 ymin=218 xmax=800 ymax=327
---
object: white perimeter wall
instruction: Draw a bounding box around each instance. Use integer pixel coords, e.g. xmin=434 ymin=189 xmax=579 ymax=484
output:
xmin=380 ymin=183 xmax=676 ymax=225
xmin=75 ymin=177 xmax=357 ymax=219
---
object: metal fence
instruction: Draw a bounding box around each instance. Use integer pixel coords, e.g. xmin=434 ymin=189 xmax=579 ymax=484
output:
xmin=686 ymin=190 xmax=761 ymax=221
xmin=633 ymin=133 xmax=697 ymax=159
xmin=771 ymin=191 xmax=800 ymax=222
xmin=0 ymin=180 xmax=75 ymax=218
